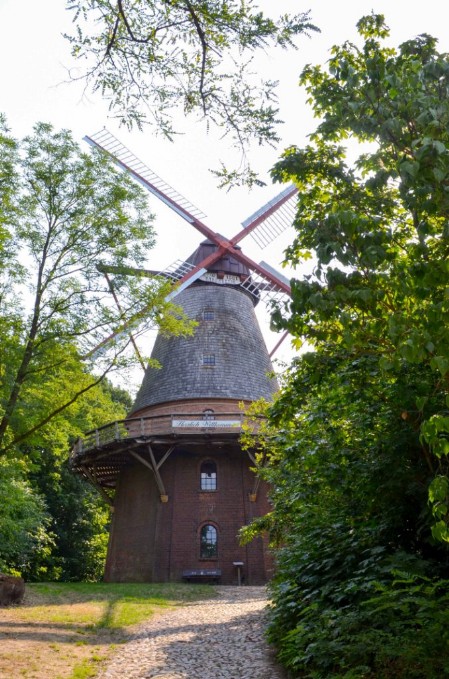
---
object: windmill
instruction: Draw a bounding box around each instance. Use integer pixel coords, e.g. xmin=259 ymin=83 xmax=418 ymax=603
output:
xmin=71 ymin=129 xmax=298 ymax=585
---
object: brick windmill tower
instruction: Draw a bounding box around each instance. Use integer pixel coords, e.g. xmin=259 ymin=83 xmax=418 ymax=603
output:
xmin=71 ymin=130 xmax=297 ymax=585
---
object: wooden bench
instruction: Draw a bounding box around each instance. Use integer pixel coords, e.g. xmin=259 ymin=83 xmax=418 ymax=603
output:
xmin=182 ymin=569 xmax=221 ymax=583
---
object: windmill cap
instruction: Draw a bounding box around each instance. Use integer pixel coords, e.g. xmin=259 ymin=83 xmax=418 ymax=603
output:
xmin=187 ymin=239 xmax=251 ymax=278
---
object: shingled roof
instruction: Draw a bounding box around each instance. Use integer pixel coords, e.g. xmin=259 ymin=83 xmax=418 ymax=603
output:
xmin=129 ymin=283 xmax=278 ymax=414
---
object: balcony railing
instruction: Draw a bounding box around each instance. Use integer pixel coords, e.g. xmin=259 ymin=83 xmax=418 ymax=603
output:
xmin=71 ymin=412 xmax=246 ymax=457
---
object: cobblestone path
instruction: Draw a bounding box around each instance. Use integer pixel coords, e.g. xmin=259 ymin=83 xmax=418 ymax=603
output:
xmin=99 ymin=586 xmax=287 ymax=679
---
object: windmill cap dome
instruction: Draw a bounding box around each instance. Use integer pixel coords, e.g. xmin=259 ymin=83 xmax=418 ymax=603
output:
xmin=187 ymin=239 xmax=251 ymax=278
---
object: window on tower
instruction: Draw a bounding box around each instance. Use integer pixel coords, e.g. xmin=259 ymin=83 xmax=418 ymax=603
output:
xmin=200 ymin=460 xmax=217 ymax=491
xmin=203 ymin=309 xmax=215 ymax=320
xmin=200 ymin=524 xmax=218 ymax=559
xmin=202 ymin=354 xmax=215 ymax=366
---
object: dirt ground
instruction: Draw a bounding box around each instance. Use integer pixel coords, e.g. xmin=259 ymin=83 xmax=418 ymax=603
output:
xmin=0 ymin=589 xmax=127 ymax=679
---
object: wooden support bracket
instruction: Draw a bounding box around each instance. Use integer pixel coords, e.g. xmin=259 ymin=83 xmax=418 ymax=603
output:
xmin=155 ymin=445 xmax=175 ymax=470
xmin=247 ymin=450 xmax=266 ymax=502
xmin=81 ymin=465 xmax=114 ymax=507
xmin=130 ymin=445 xmax=175 ymax=502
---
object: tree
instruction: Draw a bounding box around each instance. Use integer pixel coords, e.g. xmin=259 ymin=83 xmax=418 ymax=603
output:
xmin=65 ymin=1 xmax=317 ymax=186
xmin=24 ymin=379 xmax=133 ymax=581
xmin=0 ymin=456 xmax=52 ymax=575
xmin=0 ymin=371 xmax=134 ymax=580
xmin=238 ymin=15 xmax=449 ymax=676
xmin=270 ymin=14 xmax=449 ymax=536
xmin=0 ymin=120 xmax=194 ymax=455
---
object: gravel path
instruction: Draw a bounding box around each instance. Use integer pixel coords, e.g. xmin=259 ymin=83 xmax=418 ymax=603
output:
xmin=98 ymin=586 xmax=287 ymax=679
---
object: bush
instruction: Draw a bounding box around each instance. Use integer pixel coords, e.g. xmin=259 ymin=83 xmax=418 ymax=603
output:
xmin=270 ymin=546 xmax=449 ymax=678
xmin=246 ymin=352 xmax=449 ymax=677
xmin=0 ymin=457 xmax=52 ymax=575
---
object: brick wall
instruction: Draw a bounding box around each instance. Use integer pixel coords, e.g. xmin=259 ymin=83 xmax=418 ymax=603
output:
xmin=105 ymin=442 xmax=273 ymax=585
xmin=104 ymin=464 xmax=159 ymax=582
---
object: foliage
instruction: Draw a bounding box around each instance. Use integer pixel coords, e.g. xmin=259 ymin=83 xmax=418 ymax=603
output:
xmin=272 ymin=546 xmax=449 ymax=679
xmin=0 ymin=119 xmax=194 ymax=455
xmin=271 ymin=13 xmax=449 ymax=538
xmin=0 ymin=457 xmax=52 ymax=574
xmin=242 ymin=352 xmax=449 ymax=677
xmin=0 ymin=376 xmax=131 ymax=581
xmin=24 ymin=379 xmax=132 ymax=582
xmin=244 ymin=352 xmax=441 ymax=553
xmin=254 ymin=17 xmax=449 ymax=674
xmin=65 ymin=0 xmax=318 ymax=186
xmin=25 ymin=458 xmax=107 ymax=583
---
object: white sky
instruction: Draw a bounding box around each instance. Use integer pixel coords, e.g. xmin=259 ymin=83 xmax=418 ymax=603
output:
xmin=1 ymin=0 xmax=448 ymax=389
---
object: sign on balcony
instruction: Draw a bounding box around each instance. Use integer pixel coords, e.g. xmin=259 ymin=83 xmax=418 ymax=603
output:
xmin=172 ymin=419 xmax=241 ymax=429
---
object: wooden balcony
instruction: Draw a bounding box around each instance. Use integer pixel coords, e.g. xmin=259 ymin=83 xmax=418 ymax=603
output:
xmin=71 ymin=412 xmax=246 ymax=460
xmin=70 ymin=410 xmax=263 ymax=497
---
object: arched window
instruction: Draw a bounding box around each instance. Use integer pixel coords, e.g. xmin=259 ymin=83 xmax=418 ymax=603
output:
xmin=200 ymin=460 xmax=217 ymax=491
xmin=200 ymin=524 xmax=218 ymax=558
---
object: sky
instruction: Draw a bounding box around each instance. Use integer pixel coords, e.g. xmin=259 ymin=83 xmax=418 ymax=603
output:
xmin=1 ymin=0 xmax=449 ymax=389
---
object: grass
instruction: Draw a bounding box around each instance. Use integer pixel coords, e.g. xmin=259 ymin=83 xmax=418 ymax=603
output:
xmin=71 ymin=655 xmax=105 ymax=679
xmin=26 ymin=581 xmax=211 ymax=628
xmin=0 ymin=582 xmax=214 ymax=679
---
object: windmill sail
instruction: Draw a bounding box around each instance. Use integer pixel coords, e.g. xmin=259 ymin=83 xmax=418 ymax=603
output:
xmin=241 ymin=260 xmax=291 ymax=306
xmin=238 ymin=184 xmax=298 ymax=248
xmin=85 ymin=129 xmax=207 ymax=223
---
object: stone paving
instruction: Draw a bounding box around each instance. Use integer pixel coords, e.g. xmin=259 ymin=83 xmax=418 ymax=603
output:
xmin=98 ymin=586 xmax=287 ymax=679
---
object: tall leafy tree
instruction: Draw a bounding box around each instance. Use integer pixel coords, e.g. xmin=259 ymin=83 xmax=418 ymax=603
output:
xmin=0 ymin=120 xmax=193 ymax=455
xmin=65 ymin=1 xmax=317 ymax=185
xmin=238 ymin=15 xmax=449 ymax=676
xmin=271 ymin=14 xmax=449 ymax=536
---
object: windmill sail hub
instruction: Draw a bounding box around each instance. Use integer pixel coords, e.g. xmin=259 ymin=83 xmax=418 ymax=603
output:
xmin=187 ymin=238 xmax=251 ymax=280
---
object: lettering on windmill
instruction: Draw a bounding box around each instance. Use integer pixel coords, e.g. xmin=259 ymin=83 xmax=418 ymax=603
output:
xmin=200 ymin=272 xmax=241 ymax=285
xmin=172 ymin=419 xmax=241 ymax=428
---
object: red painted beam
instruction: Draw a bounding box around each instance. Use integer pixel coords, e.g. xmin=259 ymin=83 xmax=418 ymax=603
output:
xmin=176 ymin=246 xmax=227 ymax=285
xmin=176 ymin=242 xmax=291 ymax=295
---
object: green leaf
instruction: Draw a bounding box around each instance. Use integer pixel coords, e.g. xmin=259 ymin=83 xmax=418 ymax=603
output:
xmin=429 ymin=476 xmax=449 ymax=503
xmin=415 ymin=396 xmax=428 ymax=411
xmin=431 ymin=356 xmax=449 ymax=377
xmin=431 ymin=520 xmax=449 ymax=542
